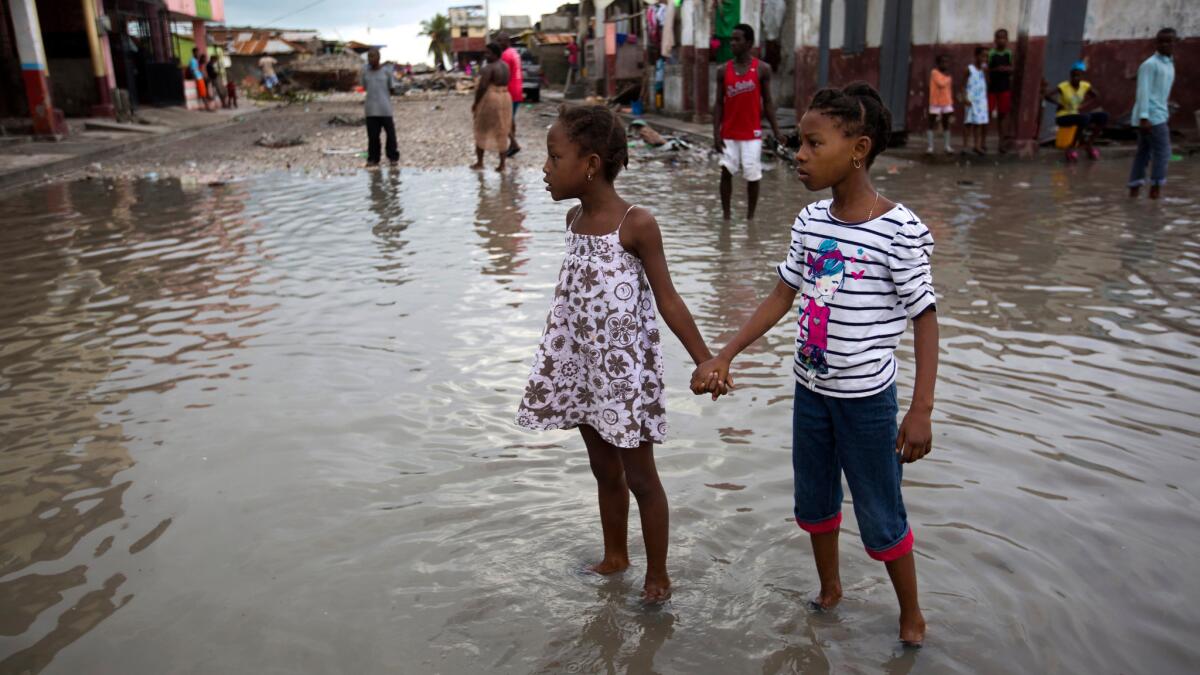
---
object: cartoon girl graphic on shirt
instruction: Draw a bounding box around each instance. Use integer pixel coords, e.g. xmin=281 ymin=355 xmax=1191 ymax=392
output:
xmin=798 ymin=239 xmax=848 ymax=374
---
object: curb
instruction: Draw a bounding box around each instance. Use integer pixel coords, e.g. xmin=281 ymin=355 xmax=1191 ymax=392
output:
xmin=0 ymin=108 xmax=270 ymax=197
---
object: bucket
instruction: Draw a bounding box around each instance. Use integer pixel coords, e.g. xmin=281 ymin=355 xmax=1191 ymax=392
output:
xmin=1055 ymin=125 xmax=1077 ymax=149
xmin=631 ymin=100 xmax=644 ymax=116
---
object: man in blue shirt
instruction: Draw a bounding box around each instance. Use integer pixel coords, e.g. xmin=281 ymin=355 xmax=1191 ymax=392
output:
xmin=1128 ymin=28 xmax=1176 ymax=199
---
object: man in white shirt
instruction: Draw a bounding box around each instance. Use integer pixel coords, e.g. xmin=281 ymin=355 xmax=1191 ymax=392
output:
xmin=258 ymin=55 xmax=279 ymax=90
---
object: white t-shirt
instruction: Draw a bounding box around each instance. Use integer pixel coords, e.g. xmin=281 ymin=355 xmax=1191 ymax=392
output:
xmin=258 ymin=56 xmax=278 ymax=78
xmin=776 ymin=199 xmax=936 ymax=398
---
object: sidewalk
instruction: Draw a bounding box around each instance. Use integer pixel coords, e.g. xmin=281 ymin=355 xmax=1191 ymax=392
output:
xmin=0 ymin=104 xmax=274 ymax=195
xmin=552 ymin=89 xmax=1158 ymax=166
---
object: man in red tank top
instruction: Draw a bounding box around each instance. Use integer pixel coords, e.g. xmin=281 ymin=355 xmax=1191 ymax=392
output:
xmin=713 ymin=24 xmax=782 ymax=221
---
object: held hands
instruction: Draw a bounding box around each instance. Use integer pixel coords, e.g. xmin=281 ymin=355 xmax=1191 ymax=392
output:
xmin=895 ymin=407 xmax=933 ymax=463
xmin=690 ymin=357 xmax=735 ymax=401
xmin=713 ymin=137 xmax=725 ymax=153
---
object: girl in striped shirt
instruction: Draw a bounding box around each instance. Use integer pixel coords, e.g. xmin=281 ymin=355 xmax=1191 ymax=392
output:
xmin=692 ymin=82 xmax=939 ymax=647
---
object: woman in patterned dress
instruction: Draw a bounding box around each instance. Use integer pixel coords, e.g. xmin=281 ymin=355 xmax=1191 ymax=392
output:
xmin=516 ymin=105 xmax=725 ymax=602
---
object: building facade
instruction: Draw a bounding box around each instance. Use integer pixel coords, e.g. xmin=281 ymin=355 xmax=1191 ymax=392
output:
xmin=623 ymin=0 xmax=1194 ymax=148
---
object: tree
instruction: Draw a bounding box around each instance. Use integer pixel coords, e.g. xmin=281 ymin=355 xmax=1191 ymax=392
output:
xmin=419 ymin=13 xmax=452 ymax=70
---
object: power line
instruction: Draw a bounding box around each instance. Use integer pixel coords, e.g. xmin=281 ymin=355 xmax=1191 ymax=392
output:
xmin=263 ymin=0 xmax=331 ymax=27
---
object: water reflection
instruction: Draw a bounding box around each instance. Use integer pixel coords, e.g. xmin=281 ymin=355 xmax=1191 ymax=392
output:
xmin=0 ymin=176 xmax=261 ymax=671
xmin=473 ymin=171 xmax=529 ymax=285
xmin=0 ymin=157 xmax=1197 ymax=673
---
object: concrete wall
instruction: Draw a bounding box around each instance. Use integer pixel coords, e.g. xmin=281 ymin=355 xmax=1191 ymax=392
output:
xmin=790 ymin=0 xmax=1196 ymax=138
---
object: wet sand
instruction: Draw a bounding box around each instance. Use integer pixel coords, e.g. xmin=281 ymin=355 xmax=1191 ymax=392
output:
xmin=1 ymin=151 xmax=1198 ymax=673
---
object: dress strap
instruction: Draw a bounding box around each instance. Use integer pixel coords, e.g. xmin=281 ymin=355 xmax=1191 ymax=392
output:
xmin=615 ymin=204 xmax=637 ymax=233
xmin=567 ymin=205 xmax=583 ymax=232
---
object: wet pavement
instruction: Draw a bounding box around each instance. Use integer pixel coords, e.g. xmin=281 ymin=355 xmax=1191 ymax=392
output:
xmin=1 ymin=152 xmax=1198 ymax=674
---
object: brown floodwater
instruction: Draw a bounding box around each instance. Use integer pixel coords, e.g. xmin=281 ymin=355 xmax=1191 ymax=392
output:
xmin=1 ymin=152 xmax=1198 ymax=674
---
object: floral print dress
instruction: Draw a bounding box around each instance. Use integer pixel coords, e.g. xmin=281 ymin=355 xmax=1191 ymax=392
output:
xmin=516 ymin=205 xmax=667 ymax=448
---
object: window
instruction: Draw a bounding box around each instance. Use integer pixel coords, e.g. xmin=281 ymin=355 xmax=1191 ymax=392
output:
xmin=843 ymin=0 xmax=867 ymax=55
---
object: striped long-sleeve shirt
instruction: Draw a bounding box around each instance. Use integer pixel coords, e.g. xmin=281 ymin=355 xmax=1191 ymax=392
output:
xmin=776 ymin=199 xmax=936 ymax=398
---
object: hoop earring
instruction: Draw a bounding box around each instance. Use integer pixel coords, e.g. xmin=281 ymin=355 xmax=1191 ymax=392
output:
xmin=851 ymin=156 xmax=863 ymax=169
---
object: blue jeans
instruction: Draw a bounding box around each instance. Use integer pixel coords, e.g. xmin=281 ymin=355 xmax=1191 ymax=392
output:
xmin=1128 ymin=123 xmax=1170 ymax=188
xmin=791 ymin=382 xmax=913 ymax=561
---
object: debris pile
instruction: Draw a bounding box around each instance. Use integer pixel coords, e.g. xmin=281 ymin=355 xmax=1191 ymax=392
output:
xmin=255 ymin=133 xmax=305 ymax=148
xmin=394 ymin=70 xmax=475 ymax=95
xmin=289 ymin=52 xmax=367 ymax=91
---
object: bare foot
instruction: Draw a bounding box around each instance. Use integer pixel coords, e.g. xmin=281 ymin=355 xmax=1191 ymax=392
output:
xmin=1150 ymin=185 xmax=1161 ymax=200
xmin=495 ymin=163 xmax=505 ymax=173
xmin=810 ymin=583 xmax=842 ymax=610
xmin=642 ymin=573 xmax=672 ymax=603
xmin=1129 ymin=186 xmax=1140 ymax=198
xmin=899 ymin=610 xmax=926 ymax=647
xmin=469 ymin=162 xmax=483 ymax=170
xmin=588 ymin=556 xmax=630 ymax=575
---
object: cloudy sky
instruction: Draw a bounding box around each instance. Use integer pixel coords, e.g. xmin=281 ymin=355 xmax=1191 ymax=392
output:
xmin=224 ymin=0 xmax=566 ymax=65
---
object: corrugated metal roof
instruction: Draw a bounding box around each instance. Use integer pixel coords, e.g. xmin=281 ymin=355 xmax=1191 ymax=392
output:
xmin=228 ymin=37 xmax=303 ymax=56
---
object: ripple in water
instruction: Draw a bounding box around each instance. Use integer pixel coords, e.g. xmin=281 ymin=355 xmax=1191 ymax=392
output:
xmin=1 ymin=157 xmax=1198 ymax=673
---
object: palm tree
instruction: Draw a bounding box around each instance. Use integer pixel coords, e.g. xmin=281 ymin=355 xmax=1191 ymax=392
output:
xmin=419 ymin=13 xmax=452 ymax=70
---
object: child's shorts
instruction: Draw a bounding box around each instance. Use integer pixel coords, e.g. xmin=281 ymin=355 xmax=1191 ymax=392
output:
xmin=720 ymin=138 xmax=763 ymax=182
xmin=791 ymin=381 xmax=913 ymax=562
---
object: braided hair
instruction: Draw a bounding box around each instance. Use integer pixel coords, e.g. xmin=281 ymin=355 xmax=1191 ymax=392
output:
xmin=808 ymin=81 xmax=893 ymax=167
xmin=556 ymin=104 xmax=629 ymax=182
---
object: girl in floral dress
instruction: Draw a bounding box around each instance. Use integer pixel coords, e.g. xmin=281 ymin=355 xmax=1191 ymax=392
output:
xmin=517 ymin=105 xmax=721 ymax=602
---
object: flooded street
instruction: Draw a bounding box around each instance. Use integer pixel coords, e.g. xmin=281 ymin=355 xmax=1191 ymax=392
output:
xmin=1 ymin=153 xmax=1198 ymax=674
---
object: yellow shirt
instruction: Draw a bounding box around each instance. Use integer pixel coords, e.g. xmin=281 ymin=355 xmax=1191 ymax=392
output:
xmin=1056 ymin=80 xmax=1091 ymax=117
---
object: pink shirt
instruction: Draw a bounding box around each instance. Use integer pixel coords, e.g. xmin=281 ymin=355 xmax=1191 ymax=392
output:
xmin=501 ymin=47 xmax=524 ymax=102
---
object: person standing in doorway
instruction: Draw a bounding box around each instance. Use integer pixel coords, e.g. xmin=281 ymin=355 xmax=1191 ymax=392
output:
xmin=258 ymin=53 xmax=279 ymax=90
xmin=1128 ymin=28 xmax=1177 ymax=199
xmin=497 ymin=33 xmax=525 ymax=157
xmin=712 ymin=23 xmax=782 ymax=221
xmin=987 ymin=29 xmax=1014 ymax=153
xmin=361 ymin=48 xmax=399 ymax=168
xmin=565 ymin=35 xmax=579 ymax=87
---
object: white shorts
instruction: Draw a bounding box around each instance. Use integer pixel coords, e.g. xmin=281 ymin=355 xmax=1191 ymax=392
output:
xmin=929 ymin=104 xmax=954 ymax=115
xmin=720 ymin=139 xmax=763 ymax=182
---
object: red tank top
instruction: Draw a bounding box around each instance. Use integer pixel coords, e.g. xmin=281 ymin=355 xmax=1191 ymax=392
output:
xmin=720 ymin=58 xmax=762 ymax=141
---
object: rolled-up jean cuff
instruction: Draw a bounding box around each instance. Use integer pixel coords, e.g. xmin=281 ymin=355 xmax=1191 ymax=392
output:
xmin=1151 ymin=178 xmax=1168 ymax=187
xmin=796 ymin=512 xmax=842 ymax=534
xmin=1127 ymin=178 xmax=1146 ymax=188
xmin=1128 ymin=178 xmax=1168 ymax=188
xmin=866 ymin=527 xmax=914 ymax=561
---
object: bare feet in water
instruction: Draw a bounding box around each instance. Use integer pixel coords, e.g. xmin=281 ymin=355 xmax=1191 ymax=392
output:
xmin=588 ymin=556 xmax=630 ymax=575
xmin=899 ymin=610 xmax=926 ymax=647
xmin=642 ymin=573 xmax=671 ymax=603
xmin=810 ymin=583 xmax=842 ymax=610
xmin=469 ymin=162 xmax=484 ymax=170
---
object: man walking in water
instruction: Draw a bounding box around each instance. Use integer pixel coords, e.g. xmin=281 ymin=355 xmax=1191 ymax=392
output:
xmin=1128 ymin=27 xmax=1176 ymax=200
xmin=497 ymin=33 xmax=524 ymax=157
xmin=713 ymin=23 xmax=782 ymax=221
